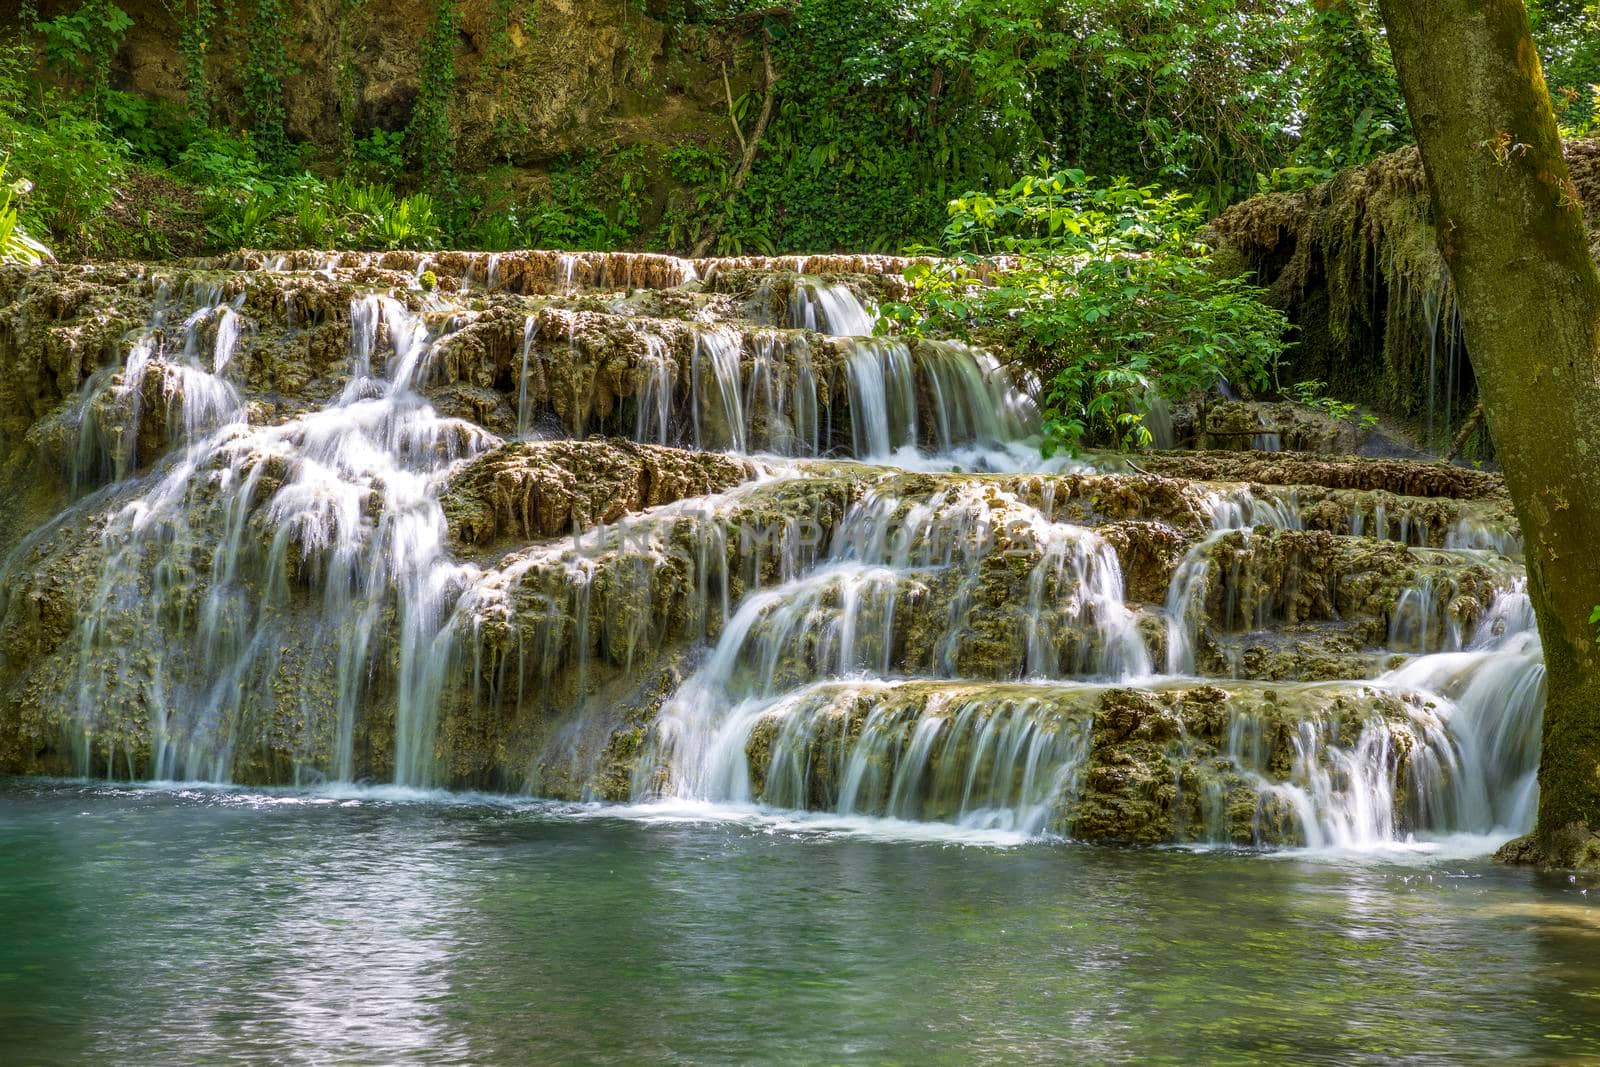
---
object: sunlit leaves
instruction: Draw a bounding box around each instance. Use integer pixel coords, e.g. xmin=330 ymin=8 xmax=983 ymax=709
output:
xmin=885 ymin=168 xmax=1288 ymax=454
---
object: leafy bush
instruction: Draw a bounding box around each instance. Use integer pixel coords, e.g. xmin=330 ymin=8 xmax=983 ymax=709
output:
xmin=1287 ymin=379 xmax=1380 ymax=430
xmin=102 ymin=91 xmax=193 ymax=164
xmin=205 ymin=189 xmax=279 ymax=248
xmin=32 ymin=0 xmax=132 ymax=114
xmin=203 ymin=175 xmax=444 ymax=251
xmin=176 ymin=129 xmax=273 ymax=193
xmin=884 ymin=168 xmax=1290 ymax=453
xmin=4 ymin=107 xmax=128 ymax=251
xmin=358 ymin=187 xmax=442 ymax=250
xmin=350 ymin=130 xmax=408 ymax=186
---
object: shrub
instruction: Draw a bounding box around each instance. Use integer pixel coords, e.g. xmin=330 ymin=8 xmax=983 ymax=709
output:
xmin=884 ymin=168 xmax=1290 ymax=453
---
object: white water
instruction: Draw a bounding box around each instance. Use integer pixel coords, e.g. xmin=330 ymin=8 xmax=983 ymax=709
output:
xmin=511 ymin=274 xmax=1047 ymax=466
xmin=68 ymin=285 xmax=494 ymax=785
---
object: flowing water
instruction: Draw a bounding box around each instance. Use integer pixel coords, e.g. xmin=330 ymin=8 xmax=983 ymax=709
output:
xmin=0 ymin=250 xmax=1580 ymax=1063
xmin=3 ymin=778 xmax=1599 ymax=1066
xmin=0 ymin=252 xmax=1546 ymax=852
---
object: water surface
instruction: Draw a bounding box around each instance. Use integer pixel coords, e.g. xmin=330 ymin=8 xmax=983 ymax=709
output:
xmin=3 ymin=779 xmax=1598 ymax=1064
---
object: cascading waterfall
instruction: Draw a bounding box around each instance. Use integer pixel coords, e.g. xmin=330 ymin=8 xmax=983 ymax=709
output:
xmin=1382 ymin=586 xmax=1544 ymax=833
xmin=1163 ymin=488 xmax=1302 ymax=676
xmin=67 ymin=286 xmax=495 ymax=785
xmin=14 ymin=251 xmax=1545 ymax=853
xmin=640 ymin=481 xmax=1157 ymax=824
xmin=788 ymin=278 xmax=877 ymax=337
xmin=745 ymin=681 xmax=1098 ymax=834
xmin=502 ymin=275 xmax=1035 ymax=464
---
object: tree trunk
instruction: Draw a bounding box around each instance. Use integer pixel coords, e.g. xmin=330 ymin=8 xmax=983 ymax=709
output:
xmin=1377 ymin=0 xmax=1600 ymax=866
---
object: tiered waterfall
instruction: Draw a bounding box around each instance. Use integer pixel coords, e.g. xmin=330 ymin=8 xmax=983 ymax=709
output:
xmin=0 ymin=250 xmax=1543 ymax=848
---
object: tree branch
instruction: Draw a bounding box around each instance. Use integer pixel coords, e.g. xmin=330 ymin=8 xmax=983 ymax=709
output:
xmin=694 ymin=34 xmax=776 ymax=258
xmin=721 ymin=62 xmax=747 ymax=155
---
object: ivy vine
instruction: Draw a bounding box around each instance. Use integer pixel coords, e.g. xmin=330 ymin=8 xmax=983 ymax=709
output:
xmin=405 ymin=0 xmax=460 ymax=192
xmin=482 ymin=0 xmax=532 ymax=158
xmin=177 ymin=0 xmax=215 ymax=126
xmin=242 ymin=0 xmax=289 ymax=166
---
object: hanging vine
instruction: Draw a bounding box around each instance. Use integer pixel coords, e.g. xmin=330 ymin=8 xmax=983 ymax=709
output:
xmin=482 ymin=0 xmax=532 ymax=158
xmin=336 ymin=0 xmax=364 ymax=164
xmin=405 ymin=0 xmax=460 ymax=191
xmin=242 ymin=0 xmax=289 ymax=166
xmin=176 ymin=0 xmax=216 ymax=126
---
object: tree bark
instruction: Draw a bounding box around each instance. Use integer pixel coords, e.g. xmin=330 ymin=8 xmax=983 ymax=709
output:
xmin=1378 ymin=0 xmax=1600 ymax=865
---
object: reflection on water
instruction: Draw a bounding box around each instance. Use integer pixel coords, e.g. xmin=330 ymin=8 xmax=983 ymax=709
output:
xmin=3 ymin=779 xmax=1599 ymax=1065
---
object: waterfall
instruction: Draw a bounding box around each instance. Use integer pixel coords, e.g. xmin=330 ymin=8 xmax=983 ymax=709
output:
xmin=14 ymin=251 xmax=1546 ymax=853
xmin=749 ymin=682 xmax=1097 ymax=834
xmin=789 ymin=278 xmax=877 ymax=337
xmin=1381 ymin=586 xmax=1545 ymax=834
xmin=67 ymin=287 xmax=494 ymax=786
xmin=636 ymin=480 xmax=1155 ymax=826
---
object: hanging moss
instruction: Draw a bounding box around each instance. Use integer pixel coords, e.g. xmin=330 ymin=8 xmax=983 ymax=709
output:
xmin=1210 ymin=138 xmax=1600 ymax=451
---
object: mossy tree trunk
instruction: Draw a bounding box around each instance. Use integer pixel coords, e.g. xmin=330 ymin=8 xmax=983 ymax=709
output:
xmin=1378 ymin=0 xmax=1600 ymax=865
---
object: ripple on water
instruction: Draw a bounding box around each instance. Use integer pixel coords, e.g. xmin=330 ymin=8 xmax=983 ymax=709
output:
xmin=3 ymin=777 xmax=1600 ymax=1065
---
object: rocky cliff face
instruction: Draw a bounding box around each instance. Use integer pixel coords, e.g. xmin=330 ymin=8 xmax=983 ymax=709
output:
xmin=52 ymin=0 xmax=734 ymax=173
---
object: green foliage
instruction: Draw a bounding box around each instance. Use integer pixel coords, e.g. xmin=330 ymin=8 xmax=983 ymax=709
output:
xmin=102 ymin=91 xmax=192 ymax=163
xmin=32 ymin=0 xmax=132 ymax=115
xmin=884 ymin=168 xmax=1289 ymax=453
xmin=655 ymin=0 xmax=1316 ymax=254
xmin=0 ymin=37 xmax=124 ymax=253
xmin=461 ymin=150 xmax=654 ymax=251
xmin=1532 ymin=0 xmax=1600 ymax=133
xmin=1287 ymin=379 xmax=1379 ymax=429
xmin=177 ymin=0 xmax=216 ymax=125
xmin=358 ymin=187 xmax=442 ymax=249
xmin=15 ymin=0 xmax=1566 ymax=268
xmin=351 ymin=129 xmax=407 ymax=186
xmin=4 ymin=107 xmax=128 ymax=250
xmin=205 ymin=176 xmax=444 ymax=251
xmin=658 ymin=143 xmax=734 ymax=252
xmin=242 ymin=0 xmax=290 ymax=168
xmin=175 ymin=128 xmax=272 ymax=192
xmin=206 ymin=189 xmax=279 ymax=248
xmin=1297 ymin=2 xmax=1408 ymax=171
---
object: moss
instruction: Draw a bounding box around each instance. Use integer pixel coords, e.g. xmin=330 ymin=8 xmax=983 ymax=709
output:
xmin=1210 ymin=137 xmax=1600 ymax=446
xmin=441 ymin=438 xmax=757 ymax=551
xmin=1131 ymin=449 xmax=1509 ymax=500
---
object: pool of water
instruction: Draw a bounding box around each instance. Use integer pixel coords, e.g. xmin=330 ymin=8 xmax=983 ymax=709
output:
xmin=3 ymin=779 xmax=1599 ymax=1065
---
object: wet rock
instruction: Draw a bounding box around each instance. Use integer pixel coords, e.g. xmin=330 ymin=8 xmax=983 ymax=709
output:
xmin=441 ymin=438 xmax=759 ymax=549
xmin=1199 ymin=399 xmax=1369 ymax=454
xmin=732 ymin=678 xmax=1441 ymax=846
xmin=0 ymin=253 xmax=1542 ymax=853
xmin=1131 ymin=449 xmax=1506 ymax=500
